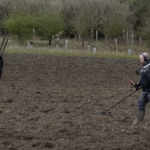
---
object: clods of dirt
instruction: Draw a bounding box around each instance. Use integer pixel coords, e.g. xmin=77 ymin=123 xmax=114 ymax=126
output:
xmin=0 ymin=53 xmax=149 ymax=150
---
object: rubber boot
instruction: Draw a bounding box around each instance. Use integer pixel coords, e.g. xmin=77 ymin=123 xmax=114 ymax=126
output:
xmin=132 ymin=110 xmax=145 ymax=125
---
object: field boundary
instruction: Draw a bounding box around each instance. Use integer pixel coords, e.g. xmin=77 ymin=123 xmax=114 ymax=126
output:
xmin=4 ymin=49 xmax=139 ymax=59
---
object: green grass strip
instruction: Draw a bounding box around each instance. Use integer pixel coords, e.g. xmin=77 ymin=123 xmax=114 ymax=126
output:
xmin=5 ymin=49 xmax=139 ymax=59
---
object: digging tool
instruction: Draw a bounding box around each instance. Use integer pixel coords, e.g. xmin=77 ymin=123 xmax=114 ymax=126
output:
xmin=96 ymin=80 xmax=141 ymax=116
xmin=0 ymin=38 xmax=8 ymax=56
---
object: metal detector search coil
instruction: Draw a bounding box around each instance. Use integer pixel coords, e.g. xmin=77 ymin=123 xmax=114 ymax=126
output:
xmin=96 ymin=80 xmax=141 ymax=116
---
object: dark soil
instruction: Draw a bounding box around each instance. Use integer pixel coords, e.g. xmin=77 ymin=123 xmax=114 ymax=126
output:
xmin=0 ymin=53 xmax=149 ymax=150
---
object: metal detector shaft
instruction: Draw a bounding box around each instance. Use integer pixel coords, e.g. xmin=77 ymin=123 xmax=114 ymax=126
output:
xmin=97 ymin=87 xmax=141 ymax=115
xmin=1 ymin=39 xmax=8 ymax=56
xmin=0 ymin=38 xmax=5 ymax=52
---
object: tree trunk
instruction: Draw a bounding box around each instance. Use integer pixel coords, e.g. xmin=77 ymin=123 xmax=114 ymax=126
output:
xmin=49 ymin=36 xmax=52 ymax=45
xmin=82 ymin=34 xmax=85 ymax=48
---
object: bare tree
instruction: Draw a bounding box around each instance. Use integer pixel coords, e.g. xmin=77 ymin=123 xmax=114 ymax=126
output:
xmin=12 ymin=0 xmax=52 ymax=16
xmin=141 ymin=3 xmax=150 ymax=47
xmin=61 ymin=0 xmax=91 ymax=48
xmin=101 ymin=0 xmax=131 ymax=38
xmin=61 ymin=0 xmax=109 ymax=48
xmin=88 ymin=0 xmax=107 ymax=37
xmin=0 ymin=0 xmax=13 ymax=36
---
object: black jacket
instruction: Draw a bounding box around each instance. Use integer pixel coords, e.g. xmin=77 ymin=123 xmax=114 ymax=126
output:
xmin=139 ymin=59 xmax=150 ymax=92
xmin=0 ymin=56 xmax=3 ymax=69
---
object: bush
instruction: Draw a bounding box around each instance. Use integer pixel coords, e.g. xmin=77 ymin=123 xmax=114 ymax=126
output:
xmin=34 ymin=11 xmax=66 ymax=45
xmin=101 ymin=1 xmax=129 ymax=38
xmin=4 ymin=13 xmax=35 ymax=44
xmin=101 ymin=15 xmax=128 ymax=38
xmin=130 ymin=0 xmax=150 ymax=30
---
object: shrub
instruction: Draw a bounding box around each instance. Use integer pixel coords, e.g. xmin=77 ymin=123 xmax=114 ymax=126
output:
xmin=34 ymin=11 xmax=66 ymax=45
xmin=4 ymin=13 xmax=35 ymax=44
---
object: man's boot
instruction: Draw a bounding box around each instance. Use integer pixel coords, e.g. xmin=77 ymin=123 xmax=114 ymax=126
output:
xmin=132 ymin=110 xmax=145 ymax=125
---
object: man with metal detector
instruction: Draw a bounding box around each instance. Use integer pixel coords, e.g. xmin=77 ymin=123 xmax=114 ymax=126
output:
xmin=133 ymin=52 xmax=150 ymax=125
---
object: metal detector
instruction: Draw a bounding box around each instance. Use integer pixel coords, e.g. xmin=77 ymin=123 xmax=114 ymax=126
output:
xmin=0 ymin=38 xmax=8 ymax=79
xmin=96 ymin=80 xmax=141 ymax=116
xmin=0 ymin=38 xmax=8 ymax=56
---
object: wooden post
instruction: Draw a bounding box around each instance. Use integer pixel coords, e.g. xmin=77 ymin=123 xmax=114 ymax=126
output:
xmin=96 ymin=30 xmax=98 ymax=42
xmin=52 ymin=35 xmax=54 ymax=41
xmin=56 ymin=36 xmax=59 ymax=49
xmin=105 ymin=35 xmax=107 ymax=47
xmin=123 ymin=29 xmax=125 ymax=40
xmin=93 ymin=47 xmax=96 ymax=53
xmin=115 ymin=39 xmax=118 ymax=51
xmin=128 ymin=49 xmax=131 ymax=55
xmin=56 ymin=44 xmax=59 ymax=49
xmin=27 ymin=42 xmax=30 ymax=48
xmin=33 ymin=28 xmax=35 ymax=42
xmin=139 ymin=37 xmax=141 ymax=47
xmin=65 ymin=39 xmax=68 ymax=51
xmin=126 ymin=31 xmax=128 ymax=44
xmin=78 ymin=34 xmax=81 ymax=47
xmin=91 ymin=28 xmax=94 ymax=39
xmin=132 ymin=33 xmax=134 ymax=46
xmin=30 ymin=44 xmax=32 ymax=49
xmin=87 ymin=45 xmax=90 ymax=51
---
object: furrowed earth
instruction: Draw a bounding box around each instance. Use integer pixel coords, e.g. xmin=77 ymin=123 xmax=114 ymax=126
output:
xmin=0 ymin=53 xmax=149 ymax=150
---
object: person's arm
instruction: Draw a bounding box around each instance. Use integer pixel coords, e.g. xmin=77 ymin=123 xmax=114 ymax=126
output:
xmin=144 ymin=67 xmax=150 ymax=83
xmin=135 ymin=68 xmax=142 ymax=75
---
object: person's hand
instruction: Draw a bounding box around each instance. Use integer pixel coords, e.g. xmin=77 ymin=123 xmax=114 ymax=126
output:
xmin=135 ymin=68 xmax=142 ymax=75
xmin=134 ymin=83 xmax=140 ymax=90
xmin=140 ymin=68 xmax=144 ymax=74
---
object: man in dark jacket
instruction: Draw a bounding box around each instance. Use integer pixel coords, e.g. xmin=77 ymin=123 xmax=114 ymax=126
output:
xmin=133 ymin=53 xmax=150 ymax=124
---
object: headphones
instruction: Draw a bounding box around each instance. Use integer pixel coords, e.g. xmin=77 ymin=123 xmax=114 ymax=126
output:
xmin=141 ymin=53 xmax=148 ymax=61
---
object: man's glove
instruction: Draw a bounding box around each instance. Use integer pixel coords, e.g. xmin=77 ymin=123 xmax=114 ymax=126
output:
xmin=135 ymin=68 xmax=142 ymax=75
xmin=134 ymin=83 xmax=141 ymax=90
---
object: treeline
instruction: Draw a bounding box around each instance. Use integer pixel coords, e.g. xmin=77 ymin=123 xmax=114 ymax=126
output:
xmin=0 ymin=0 xmax=150 ymax=47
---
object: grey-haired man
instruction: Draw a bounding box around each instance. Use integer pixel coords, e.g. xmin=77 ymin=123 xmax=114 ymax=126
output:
xmin=133 ymin=53 xmax=150 ymax=124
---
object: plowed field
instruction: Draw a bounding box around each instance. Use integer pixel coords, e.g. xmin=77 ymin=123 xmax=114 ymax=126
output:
xmin=0 ymin=53 xmax=149 ymax=150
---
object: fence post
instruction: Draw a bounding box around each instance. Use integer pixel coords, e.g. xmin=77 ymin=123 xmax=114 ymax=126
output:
xmin=27 ymin=42 xmax=30 ymax=49
xmin=91 ymin=28 xmax=94 ymax=39
xmin=126 ymin=31 xmax=128 ymax=45
xmin=33 ymin=28 xmax=35 ymax=42
xmin=78 ymin=34 xmax=81 ymax=47
xmin=128 ymin=49 xmax=131 ymax=55
xmin=105 ymin=35 xmax=107 ymax=47
xmin=93 ymin=47 xmax=96 ymax=53
xmin=96 ymin=30 xmax=98 ymax=42
xmin=65 ymin=39 xmax=68 ymax=51
xmin=56 ymin=44 xmax=59 ymax=49
xmin=123 ymin=29 xmax=125 ymax=40
xmin=132 ymin=33 xmax=134 ymax=46
xmin=115 ymin=39 xmax=118 ymax=51
xmin=87 ymin=45 xmax=90 ymax=51
xmin=139 ymin=37 xmax=141 ymax=47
